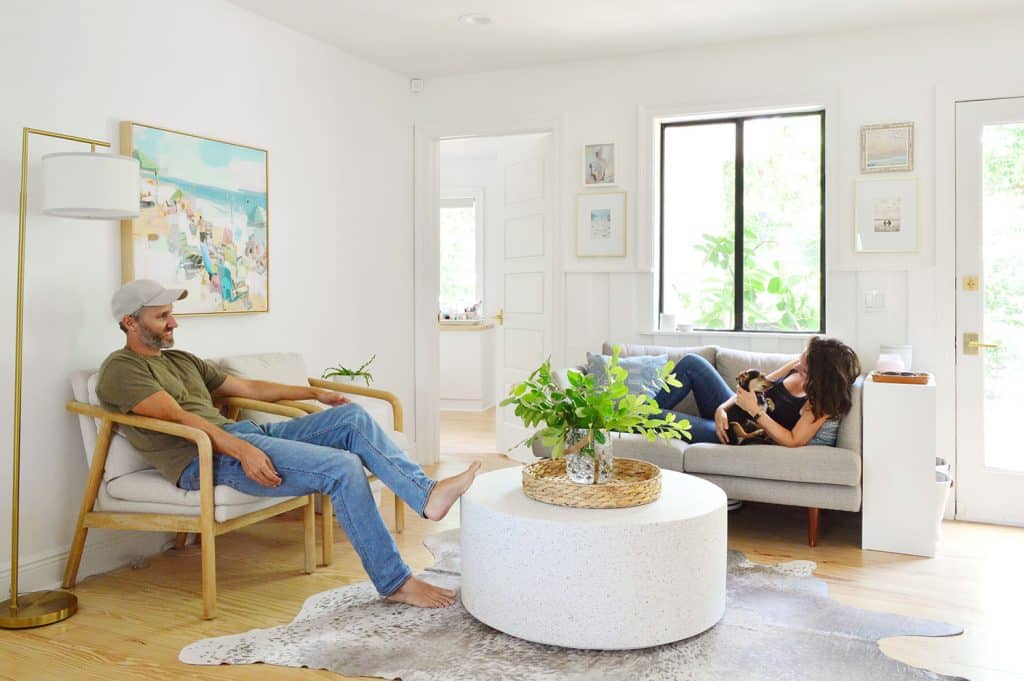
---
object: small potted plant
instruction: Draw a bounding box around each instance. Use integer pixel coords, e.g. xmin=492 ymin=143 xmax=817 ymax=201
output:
xmin=322 ymin=354 xmax=376 ymax=387
xmin=501 ymin=346 xmax=691 ymax=484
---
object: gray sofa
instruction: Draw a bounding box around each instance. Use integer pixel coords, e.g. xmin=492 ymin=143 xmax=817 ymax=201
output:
xmin=533 ymin=342 xmax=863 ymax=546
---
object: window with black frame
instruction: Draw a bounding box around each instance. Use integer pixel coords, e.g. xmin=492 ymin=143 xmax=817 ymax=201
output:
xmin=659 ymin=110 xmax=825 ymax=333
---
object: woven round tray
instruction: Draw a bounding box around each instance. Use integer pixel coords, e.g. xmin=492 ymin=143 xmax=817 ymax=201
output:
xmin=521 ymin=457 xmax=662 ymax=509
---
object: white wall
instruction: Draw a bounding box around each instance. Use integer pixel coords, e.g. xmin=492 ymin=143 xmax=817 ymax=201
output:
xmin=0 ymin=0 xmax=413 ymax=593
xmin=415 ymin=11 xmax=1024 ymax=498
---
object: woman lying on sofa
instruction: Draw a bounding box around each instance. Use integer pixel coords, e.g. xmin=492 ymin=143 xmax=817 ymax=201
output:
xmin=660 ymin=337 xmax=861 ymax=447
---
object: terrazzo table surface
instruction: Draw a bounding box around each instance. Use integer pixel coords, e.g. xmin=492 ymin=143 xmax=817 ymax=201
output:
xmin=460 ymin=466 xmax=727 ymax=649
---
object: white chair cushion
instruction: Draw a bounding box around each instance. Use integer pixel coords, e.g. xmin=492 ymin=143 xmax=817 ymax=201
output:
xmin=106 ymin=469 xmax=271 ymax=506
xmin=213 ymin=352 xmax=310 ymax=387
xmin=96 ymin=479 xmax=294 ymax=522
xmin=85 ymin=371 xmax=159 ymax=481
xmin=211 ymin=352 xmax=396 ymax=431
xmin=211 ymin=353 xmax=312 ymax=425
xmin=102 ymin=470 xmax=383 ymax=522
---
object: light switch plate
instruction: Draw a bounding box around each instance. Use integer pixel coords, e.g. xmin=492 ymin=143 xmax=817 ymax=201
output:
xmin=863 ymin=289 xmax=886 ymax=310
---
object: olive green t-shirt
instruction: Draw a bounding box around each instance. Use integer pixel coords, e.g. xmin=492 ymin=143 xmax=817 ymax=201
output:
xmin=96 ymin=349 xmax=230 ymax=484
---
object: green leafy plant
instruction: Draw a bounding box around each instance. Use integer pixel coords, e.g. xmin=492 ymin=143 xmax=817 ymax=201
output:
xmin=500 ymin=346 xmax=692 ymax=461
xmin=322 ymin=354 xmax=376 ymax=387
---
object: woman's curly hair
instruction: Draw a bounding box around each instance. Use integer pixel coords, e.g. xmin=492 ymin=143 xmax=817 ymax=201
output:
xmin=804 ymin=337 xmax=861 ymax=419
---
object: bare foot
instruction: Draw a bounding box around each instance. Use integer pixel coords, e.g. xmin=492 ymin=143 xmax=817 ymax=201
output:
xmin=424 ymin=461 xmax=481 ymax=521
xmin=385 ymin=576 xmax=457 ymax=608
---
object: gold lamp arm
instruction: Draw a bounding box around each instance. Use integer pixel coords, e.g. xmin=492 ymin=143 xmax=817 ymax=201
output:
xmin=2 ymin=128 xmax=113 ymax=629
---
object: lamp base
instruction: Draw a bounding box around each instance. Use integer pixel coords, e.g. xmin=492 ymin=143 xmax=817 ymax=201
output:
xmin=0 ymin=590 xmax=77 ymax=629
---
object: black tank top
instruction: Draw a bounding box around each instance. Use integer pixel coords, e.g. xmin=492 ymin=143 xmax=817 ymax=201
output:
xmin=764 ymin=371 xmax=807 ymax=430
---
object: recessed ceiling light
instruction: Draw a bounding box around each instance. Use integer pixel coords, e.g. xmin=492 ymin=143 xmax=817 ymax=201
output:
xmin=458 ymin=13 xmax=493 ymax=26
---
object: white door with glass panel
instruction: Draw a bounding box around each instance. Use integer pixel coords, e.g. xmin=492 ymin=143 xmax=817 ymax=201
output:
xmin=492 ymin=134 xmax=555 ymax=461
xmin=955 ymin=97 xmax=1024 ymax=526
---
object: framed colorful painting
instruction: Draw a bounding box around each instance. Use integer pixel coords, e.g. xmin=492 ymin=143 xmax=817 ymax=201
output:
xmin=119 ymin=122 xmax=269 ymax=315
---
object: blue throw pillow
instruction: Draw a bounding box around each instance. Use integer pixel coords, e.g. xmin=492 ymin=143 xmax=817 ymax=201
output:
xmin=808 ymin=418 xmax=840 ymax=447
xmin=586 ymin=352 xmax=669 ymax=398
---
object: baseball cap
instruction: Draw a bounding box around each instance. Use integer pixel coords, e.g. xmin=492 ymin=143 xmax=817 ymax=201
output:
xmin=111 ymin=279 xmax=188 ymax=321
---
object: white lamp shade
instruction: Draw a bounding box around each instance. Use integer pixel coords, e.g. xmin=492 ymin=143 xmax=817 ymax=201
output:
xmin=42 ymin=152 xmax=140 ymax=219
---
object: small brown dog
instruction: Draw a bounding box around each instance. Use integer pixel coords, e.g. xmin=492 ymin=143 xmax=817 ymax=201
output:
xmin=726 ymin=369 xmax=774 ymax=445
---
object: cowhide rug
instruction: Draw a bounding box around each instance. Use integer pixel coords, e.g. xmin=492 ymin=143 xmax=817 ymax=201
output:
xmin=181 ymin=529 xmax=965 ymax=680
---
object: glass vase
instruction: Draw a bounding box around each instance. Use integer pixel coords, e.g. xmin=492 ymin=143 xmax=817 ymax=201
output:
xmin=564 ymin=428 xmax=613 ymax=484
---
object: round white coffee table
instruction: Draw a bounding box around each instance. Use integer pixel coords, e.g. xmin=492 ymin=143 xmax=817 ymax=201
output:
xmin=460 ymin=466 xmax=726 ymax=650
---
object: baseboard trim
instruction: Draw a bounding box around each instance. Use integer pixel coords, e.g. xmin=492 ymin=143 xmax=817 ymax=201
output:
xmin=0 ymin=530 xmax=171 ymax=595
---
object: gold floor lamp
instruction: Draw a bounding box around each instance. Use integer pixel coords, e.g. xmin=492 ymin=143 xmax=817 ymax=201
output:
xmin=0 ymin=127 xmax=139 ymax=629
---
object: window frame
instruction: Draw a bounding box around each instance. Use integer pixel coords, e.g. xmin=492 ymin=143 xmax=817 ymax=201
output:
xmin=658 ymin=109 xmax=826 ymax=334
xmin=439 ymin=190 xmax=485 ymax=309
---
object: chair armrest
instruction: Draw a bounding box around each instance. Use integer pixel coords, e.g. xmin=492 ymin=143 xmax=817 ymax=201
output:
xmin=67 ymin=400 xmax=218 ymax=517
xmin=218 ymin=396 xmax=310 ymax=419
xmin=67 ymin=400 xmax=213 ymax=450
xmin=307 ymin=377 xmax=403 ymax=432
xmin=275 ymin=400 xmax=322 ymax=414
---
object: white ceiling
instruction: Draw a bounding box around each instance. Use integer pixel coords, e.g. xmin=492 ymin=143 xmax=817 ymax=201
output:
xmin=230 ymin=0 xmax=1022 ymax=78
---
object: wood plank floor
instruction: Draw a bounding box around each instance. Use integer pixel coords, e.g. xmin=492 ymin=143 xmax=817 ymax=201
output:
xmin=1 ymin=409 xmax=1021 ymax=681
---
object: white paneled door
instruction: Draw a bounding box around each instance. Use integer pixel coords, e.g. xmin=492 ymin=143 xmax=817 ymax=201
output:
xmin=491 ymin=134 xmax=555 ymax=461
xmin=955 ymin=97 xmax=1024 ymax=526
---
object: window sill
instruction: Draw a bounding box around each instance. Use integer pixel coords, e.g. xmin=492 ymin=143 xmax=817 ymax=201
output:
xmin=642 ymin=330 xmax=817 ymax=341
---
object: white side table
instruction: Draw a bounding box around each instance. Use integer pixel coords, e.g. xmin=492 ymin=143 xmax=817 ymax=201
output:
xmin=862 ymin=376 xmax=938 ymax=557
xmin=460 ymin=467 xmax=727 ymax=650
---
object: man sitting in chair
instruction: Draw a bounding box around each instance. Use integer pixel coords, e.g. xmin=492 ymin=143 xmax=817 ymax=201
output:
xmin=97 ymin=279 xmax=480 ymax=608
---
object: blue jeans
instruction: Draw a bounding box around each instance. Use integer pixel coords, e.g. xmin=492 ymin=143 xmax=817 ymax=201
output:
xmin=177 ymin=403 xmax=435 ymax=596
xmin=659 ymin=354 xmax=734 ymax=443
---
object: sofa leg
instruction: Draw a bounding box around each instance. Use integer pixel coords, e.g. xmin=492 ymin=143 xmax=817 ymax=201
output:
xmin=807 ymin=507 xmax=820 ymax=547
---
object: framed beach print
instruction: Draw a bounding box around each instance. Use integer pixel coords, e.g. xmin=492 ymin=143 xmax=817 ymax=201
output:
xmin=576 ymin=191 xmax=627 ymax=257
xmin=584 ymin=143 xmax=615 ymax=185
xmin=119 ymin=122 xmax=268 ymax=315
xmin=860 ymin=121 xmax=914 ymax=173
xmin=854 ymin=178 xmax=918 ymax=252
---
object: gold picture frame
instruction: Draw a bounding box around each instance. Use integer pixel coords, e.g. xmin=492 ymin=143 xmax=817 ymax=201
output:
xmin=120 ymin=121 xmax=269 ymax=315
xmin=860 ymin=121 xmax=914 ymax=173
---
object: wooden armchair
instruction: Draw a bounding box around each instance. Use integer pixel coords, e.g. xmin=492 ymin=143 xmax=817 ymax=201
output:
xmin=64 ymin=355 xmax=410 ymax=620
xmin=65 ymin=372 xmax=329 ymax=620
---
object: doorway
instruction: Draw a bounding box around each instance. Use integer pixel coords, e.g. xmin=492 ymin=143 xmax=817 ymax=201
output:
xmin=436 ymin=133 xmax=556 ymax=462
xmin=954 ymin=96 xmax=1024 ymax=526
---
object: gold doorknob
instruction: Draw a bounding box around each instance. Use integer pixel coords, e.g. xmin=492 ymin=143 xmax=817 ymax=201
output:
xmin=494 ymin=308 xmax=504 ymax=326
xmin=964 ymin=332 xmax=999 ymax=355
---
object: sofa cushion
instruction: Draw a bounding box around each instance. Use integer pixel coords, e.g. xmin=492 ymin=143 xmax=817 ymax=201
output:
xmin=714 ymin=347 xmax=797 ymax=390
xmin=691 ymin=474 xmax=861 ymax=512
xmin=683 ymin=442 xmax=861 ymax=486
xmin=607 ymin=432 xmax=688 ymax=472
xmin=605 ymin=343 xmax=718 ymax=415
xmin=808 ymin=418 xmax=840 ymax=447
xmin=836 ymin=376 xmax=863 ymax=453
xmin=586 ymin=352 xmax=668 ymax=397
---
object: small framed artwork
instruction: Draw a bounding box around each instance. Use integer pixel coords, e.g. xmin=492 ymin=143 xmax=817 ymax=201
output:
xmin=854 ymin=178 xmax=918 ymax=252
xmin=120 ymin=121 xmax=269 ymax=315
xmin=583 ymin=143 xmax=615 ymax=185
xmin=860 ymin=121 xmax=914 ymax=173
xmin=576 ymin=191 xmax=627 ymax=257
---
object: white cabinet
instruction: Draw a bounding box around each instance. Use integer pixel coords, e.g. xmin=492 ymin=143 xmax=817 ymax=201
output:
xmin=440 ymin=324 xmax=496 ymax=411
xmin=862 ymin=376 xmax=938 ymax=557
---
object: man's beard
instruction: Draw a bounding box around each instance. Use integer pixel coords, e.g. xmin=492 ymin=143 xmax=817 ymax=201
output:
xmin=139 ymin=325 xmax=174 ymax=350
